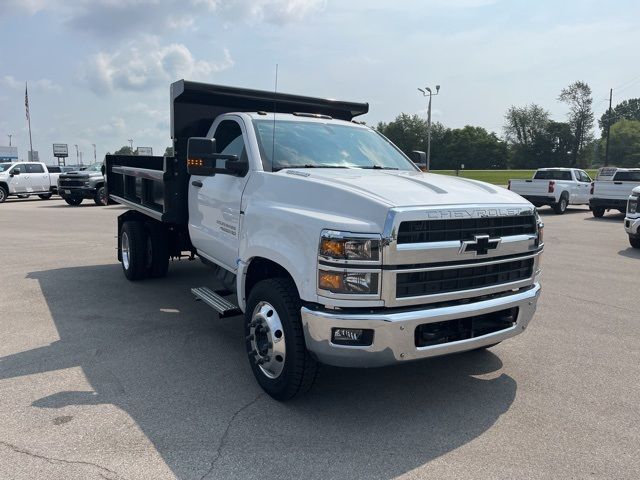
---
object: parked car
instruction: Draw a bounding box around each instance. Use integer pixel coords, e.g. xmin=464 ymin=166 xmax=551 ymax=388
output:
xmin=589 ymin=167 xmax=640 ymax=217
xmin=624 ymin=186 xmax=640 ymax=248
xmin=104 ymin=80 xmax=543 ymax=401
xmin=0 ymin=162 xmax=61 ymax=203
xmin=58 ymin=162 xmax=106 ymax=206
xmin=508 ymin=168 xmax=592 ymax=214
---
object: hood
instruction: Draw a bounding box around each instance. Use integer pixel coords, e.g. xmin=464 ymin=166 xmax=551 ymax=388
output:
xmin=279 ymin=169 xmax=528 ymax=207
xmin=60 ymin=171 xmax=103 ymax=179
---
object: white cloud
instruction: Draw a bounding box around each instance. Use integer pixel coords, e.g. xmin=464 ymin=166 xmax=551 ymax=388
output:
xmin=82 ymin=37 xmax=233 ymax=95
xmin=1 ymin=75 xmax=61 ymax=92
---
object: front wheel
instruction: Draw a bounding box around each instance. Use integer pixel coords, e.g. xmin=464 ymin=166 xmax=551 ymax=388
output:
xmin=64 ymin=197 xmax=83 ymax=206
xmin=245 ymin=278 xmax=318 ymax=401
xmin=94 ymin=186 xmax=108 ymax=206
xmin=0 ymin=186 xmax=7 ymax=203
xmin=630 ymin=235 xmax=640 ymax=249
xmin=38 ymin=193 xmax=53 ymax=200
xmin=592 ymin=207 xmax=605 ymax=218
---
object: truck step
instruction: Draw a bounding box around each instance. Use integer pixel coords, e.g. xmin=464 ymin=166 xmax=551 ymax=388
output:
xmin=191 ymin=287 xmax=242 ymax=318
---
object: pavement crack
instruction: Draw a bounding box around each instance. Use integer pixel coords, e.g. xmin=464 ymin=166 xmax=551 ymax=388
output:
xmin=200 ymin=393 xmax=265 ymax=480
xmin=0 ymin=440 xmax=127 ymax=480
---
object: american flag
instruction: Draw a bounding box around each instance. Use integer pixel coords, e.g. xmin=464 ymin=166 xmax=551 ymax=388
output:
xmin=25 ymin=83 xmax=30 ymax=121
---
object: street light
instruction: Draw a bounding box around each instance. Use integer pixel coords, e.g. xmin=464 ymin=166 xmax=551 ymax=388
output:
xmin=128 ymin=139 xmax=133 ymax=151
xmin=92 ymin=143 xmax=96 ymax=163
xmin=418 ymin=84 xmax=440 ymax=171
xmin=74 ymin=144 xmax=79 ymax=166
xmin=7 ymin=134 xmax=12 ymax=146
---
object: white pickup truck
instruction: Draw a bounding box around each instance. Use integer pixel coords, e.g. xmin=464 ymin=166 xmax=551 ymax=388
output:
xmin=0 ymin=162 xmax=60 ymax=203
xmin=508 ymin=168 xmax=592 ymax=214
xmin=624 ymin=186 xmax=640 ymax=248
xmin=590 ymin=167 xmax=640 ymax=218
xmin=105 ymin=80 xmax=543 ymax=400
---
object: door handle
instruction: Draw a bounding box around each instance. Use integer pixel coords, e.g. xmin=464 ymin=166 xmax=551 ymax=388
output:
xmin=192 ymin=180 xmax=203 ymax=188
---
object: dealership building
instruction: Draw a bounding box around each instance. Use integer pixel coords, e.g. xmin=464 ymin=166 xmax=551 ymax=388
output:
xmin=0 ymin=146 xmax=18 ymax=163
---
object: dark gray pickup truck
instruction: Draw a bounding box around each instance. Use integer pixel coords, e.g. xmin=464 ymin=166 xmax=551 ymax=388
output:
xmin=58 ymin=163 xmax=107 ymax=206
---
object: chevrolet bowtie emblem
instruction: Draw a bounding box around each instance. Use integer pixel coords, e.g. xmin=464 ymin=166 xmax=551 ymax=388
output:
xmin=459 ymin=235 xmax=501 ymax=255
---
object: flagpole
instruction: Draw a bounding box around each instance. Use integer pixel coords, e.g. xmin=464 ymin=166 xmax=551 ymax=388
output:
xmin=25 ymin=82 xmax=33 ymax=159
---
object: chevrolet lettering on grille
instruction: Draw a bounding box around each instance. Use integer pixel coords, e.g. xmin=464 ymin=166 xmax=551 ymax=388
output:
xmin=459 ymin=234 xmax=501 ymax=255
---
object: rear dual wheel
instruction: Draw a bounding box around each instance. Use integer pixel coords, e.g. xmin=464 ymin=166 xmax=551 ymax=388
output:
xmin=120 ymin=220 xmax=169 ymax=281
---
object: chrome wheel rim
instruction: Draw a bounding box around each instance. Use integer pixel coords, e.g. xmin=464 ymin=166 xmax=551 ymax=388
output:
xmin=99 ymin=188 xmax=107 ymax=205
xmin=561 ymin=199 xmax=567 ymax=211
xmin=122 ymin=232 xmax=131 ymax=270
xmin=249 ymin=301 xmax=286 ymax=379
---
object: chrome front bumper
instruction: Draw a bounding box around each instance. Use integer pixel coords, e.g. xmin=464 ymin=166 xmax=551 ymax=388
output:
xmin=624 ymin=216 xmax=640 ymax=236
xmin=301 ymin=283 xmax=541 ymax=368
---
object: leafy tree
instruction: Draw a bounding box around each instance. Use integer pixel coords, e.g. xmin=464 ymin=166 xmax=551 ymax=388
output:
xmin=606 ymin=119 xmax=640 ymax=167
xmin=558 ymin=81 xmax=594 ymax=166
xmin=164 ymin=146 xmax=174 ymax=157
xmin=599 ymin=98 xmax=640 ymax=133
xmin=114 ymin=145 xmax=134 ymax=155
xmin=503 ymin=104 xmax=550 ymax=146
xmin=440 ymin=126 xmax=508 ymax=169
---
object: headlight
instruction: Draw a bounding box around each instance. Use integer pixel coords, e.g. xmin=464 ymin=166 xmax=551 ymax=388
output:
xmin=318 ymin=270 xmax=379 ymax=295
xmin=319 ymin=231 xmax=380 ymax=262
xmin=629 ymin=196 xmax=639 ymax=214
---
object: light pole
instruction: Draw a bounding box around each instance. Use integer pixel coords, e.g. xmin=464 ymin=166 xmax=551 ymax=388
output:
xmin=74 ymin=144 xmax=79 ymax=165
xmin=92 ymin=143 xmax=96 ymax=163
xmin=418 ymin=85 xmax=440 ymax=171
xmin=7 ymin=134 xmax=12 ymax=146
xmin=128 ymin=139 xmax=133 ymax=152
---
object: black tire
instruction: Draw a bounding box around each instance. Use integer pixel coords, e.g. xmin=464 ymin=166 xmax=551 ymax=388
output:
xmin=630 ymin=236 xmax=640 ymax=249
xmin=64 ymin=197 xmax=83 ymax=206
xmin=94 ymin=186 xmax=108 ymax=206
xmin=145 ymin=222 xmax=169 ymax=278
xmin=38 ymin=193 xmax=53 ymax=200
xmin=245 ymin=278 xmax=318 ymax=401
xmin=553 ymin=194 xmax=568 ymax=214
xmin=0 ymin=186 xmax=7 ymax=203
xmin=120 ymin=221 xmax=148 ymax=281
xmin=592 ymin=207 xmax=605 ymax=218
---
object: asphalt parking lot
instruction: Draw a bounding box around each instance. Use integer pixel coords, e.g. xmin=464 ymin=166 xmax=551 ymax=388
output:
xmin=1 ymin=197 xmax=639 ymax=480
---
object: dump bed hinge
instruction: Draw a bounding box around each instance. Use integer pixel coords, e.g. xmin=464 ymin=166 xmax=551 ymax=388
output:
xmin=191 ymin=287 xmax=242 ymax=318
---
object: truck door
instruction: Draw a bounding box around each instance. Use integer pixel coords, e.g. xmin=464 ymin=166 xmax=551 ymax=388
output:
xmin=8 ymin=164 xmax=26 ymax=193
xmin=576 ymin=170 xmax=591 ymax=203
xmin=25 ymin=163 xmax=47 ymax=192
xmin=188 ymin=118 xmax=251 ymax=271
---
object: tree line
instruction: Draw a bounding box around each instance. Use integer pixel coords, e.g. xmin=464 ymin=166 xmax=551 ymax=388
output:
xmin=377 ymin=81 xmax=640 ymax=169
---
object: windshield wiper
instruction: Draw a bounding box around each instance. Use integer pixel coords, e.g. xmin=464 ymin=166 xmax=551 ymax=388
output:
xmin=289 ymin=165 xmax=350 ymax=169
xmin=357 ymin=165 xmax=399 ymax=170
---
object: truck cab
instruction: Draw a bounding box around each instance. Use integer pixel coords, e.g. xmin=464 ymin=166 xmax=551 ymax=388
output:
xmin=105 ymin=80 xmax=543 ymax=400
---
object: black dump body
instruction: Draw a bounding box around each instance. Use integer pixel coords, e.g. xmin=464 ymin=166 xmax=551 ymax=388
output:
xmin=105 ymin=79 xmax=368 ymax=225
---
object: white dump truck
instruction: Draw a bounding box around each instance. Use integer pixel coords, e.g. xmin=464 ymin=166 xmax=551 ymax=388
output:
xmin=105 ymin=80 xmax=544 ymax=400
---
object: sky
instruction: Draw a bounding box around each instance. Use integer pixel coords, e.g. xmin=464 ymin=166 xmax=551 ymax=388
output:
xmin=0 ymin=0 xmax=639 ymax=164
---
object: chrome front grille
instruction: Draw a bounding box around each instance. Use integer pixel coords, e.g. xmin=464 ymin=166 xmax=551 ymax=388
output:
xmin=381 ymin=205 xmax=542 ymax=307
xmin=396 ymin=257 xmax=534 ymax=298
xmin=397 ymin=215 xmax=537 ymax=244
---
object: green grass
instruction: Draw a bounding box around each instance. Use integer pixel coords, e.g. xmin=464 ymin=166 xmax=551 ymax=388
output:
xmin=430 ymin=169 xmax=599 ymax=185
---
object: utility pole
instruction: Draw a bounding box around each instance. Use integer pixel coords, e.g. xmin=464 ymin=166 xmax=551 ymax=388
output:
xmin=75 ymin=144 xmax=79 ymax=165
xmin=128 ymin=139 xmax=133 ymax=151
xmin=80 ymin=151 xmax=83 ymax=166
xmin=604 ymin=88 xmax=613 ymax=166
xmin=7 ymin=134 xmax=12 ymax=146
xmin=418 ymin=85 xmax=440 ymax=171
xmin=92 ymin=143 xmax=96 ymax=163
xmin=25 ymin=83 xmax=34 ymax=160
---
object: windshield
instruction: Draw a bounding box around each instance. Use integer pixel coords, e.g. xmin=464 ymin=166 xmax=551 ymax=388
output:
xmin=0 ymin=163 xmax=14 ymax=172
xmin=252 ymin=119 xmax=417 ymax=172
xmin=534 ymin=170 xmax=572 ymax=180
xmin=84 ymin=163 xmax=103 ymax=172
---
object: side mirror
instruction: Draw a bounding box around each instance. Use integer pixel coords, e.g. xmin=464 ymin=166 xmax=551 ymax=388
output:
xmin=10 ymin=168 xmax=21 ymax=176
xmin=187 ymin=137 xmax=245 ymax=176
xmin=410 ymin=151 xmax=427 ymax=171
